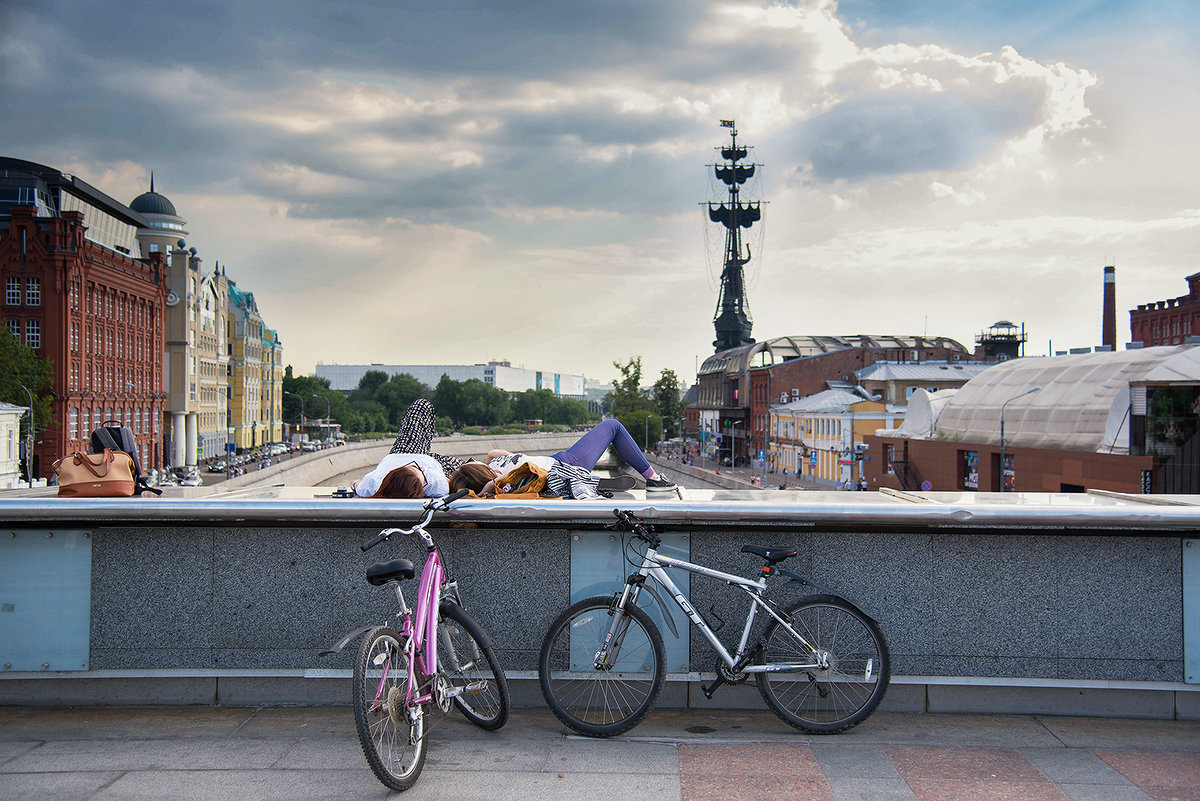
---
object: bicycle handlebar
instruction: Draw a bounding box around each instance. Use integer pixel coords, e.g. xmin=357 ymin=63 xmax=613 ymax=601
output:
xmin=360 ymin=489 xmax=472 ymax=552
xmin=610 ymin=509 xmax=660 ymax=546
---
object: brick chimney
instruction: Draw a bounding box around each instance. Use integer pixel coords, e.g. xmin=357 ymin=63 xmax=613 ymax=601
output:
xmin=1102 ymin=265 xmax=1116 ymax=350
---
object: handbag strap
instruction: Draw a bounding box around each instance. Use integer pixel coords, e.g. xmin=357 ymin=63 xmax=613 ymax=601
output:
xmin=74 ymin=449 xmax=114 ymax=478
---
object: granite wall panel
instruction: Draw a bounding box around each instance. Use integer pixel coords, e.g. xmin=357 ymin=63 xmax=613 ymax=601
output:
xmin=86 ymin=524 xmax=1185 ymax=684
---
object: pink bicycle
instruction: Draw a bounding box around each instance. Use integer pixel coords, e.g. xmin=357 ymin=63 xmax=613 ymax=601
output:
xmin=324 ymin=490 xmax=509 ymax=791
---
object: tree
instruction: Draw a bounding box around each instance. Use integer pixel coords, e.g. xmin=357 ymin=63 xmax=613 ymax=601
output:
xmin=373 ymin=373 xmax=428 ymax=427
xmin=281 ymin=369 xmax=331 ymax=428
xmin=0 ymin=327 xmax=55 ymax=441
xmin=610 ymin=357 xmax=650 ymax=417
xmin=433 ymin=374 xmax=463 ymax=425
xmin=355 ymin=370 xmax=390 ymax=398
xmin=609 ymin=356 xmax=660 ymax=451
xmin=653 ymin=369 xmax=684 ymax=439
xmin=512 ymin=389 xmax=554 ymax=423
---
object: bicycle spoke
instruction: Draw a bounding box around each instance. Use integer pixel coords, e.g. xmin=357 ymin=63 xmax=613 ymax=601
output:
xmin=540 ymin=597 xmax=665 ymax=737
xmin=353 ymin=628 xmax=427 ymax=791
xmin=756 ymin=597 xmax=890 ymax=734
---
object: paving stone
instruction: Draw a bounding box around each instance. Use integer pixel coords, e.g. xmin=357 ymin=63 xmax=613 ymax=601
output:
xmin=825 ymin=777 xmax=918 ymax=801
xmin=679 ymin=742 xmax=833 ymax=801
xmin=0 ymin=770 xmax=124 ymax=801
xmin=1095 ymin=751 xmax=1200 ymax=801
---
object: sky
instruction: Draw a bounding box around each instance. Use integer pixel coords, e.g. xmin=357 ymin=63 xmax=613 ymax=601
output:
xmin=3 ymin=0 xmax=1199 ymax=387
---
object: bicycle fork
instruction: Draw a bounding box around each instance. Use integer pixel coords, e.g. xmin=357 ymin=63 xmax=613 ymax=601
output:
xmin=593 ymin=584 xmax=641 ymax=670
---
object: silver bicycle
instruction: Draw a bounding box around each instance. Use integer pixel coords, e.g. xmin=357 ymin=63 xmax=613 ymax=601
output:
xmin=539 ymin=509 xmax=890 ymax=737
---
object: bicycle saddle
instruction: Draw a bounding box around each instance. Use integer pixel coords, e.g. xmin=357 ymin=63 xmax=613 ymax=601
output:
xmin=366 ymin=558 xmax=416 ymax=586
xmin=741 ymin=545 xmax=797 ymax=565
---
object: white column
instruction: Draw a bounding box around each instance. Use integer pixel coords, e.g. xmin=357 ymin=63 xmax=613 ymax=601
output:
xmin=185 ymin=413 xmax=198 ymax=467
xmin=172 ymin=412 xmax=186 ymax=468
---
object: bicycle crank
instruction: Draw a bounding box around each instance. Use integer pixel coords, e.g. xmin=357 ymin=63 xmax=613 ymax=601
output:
xmin=716 ymin=659 xmax=748 ymax=685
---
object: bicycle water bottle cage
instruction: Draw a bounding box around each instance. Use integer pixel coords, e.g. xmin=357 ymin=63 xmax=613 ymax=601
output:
xmin=366 ymin=558 xmax=416 ymax=586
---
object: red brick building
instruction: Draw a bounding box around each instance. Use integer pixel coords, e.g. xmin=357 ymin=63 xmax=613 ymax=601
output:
xmin=1130 ymin=272 xmax=1200 ymax=347
xmin=864 ymin=345 xmax=1200 ymax=494
xmin=0 ymin=159 xmax=168 ymax=479
xmin=865 ymin=434 xmax=1155 ymax=494
xmin=693 ymin=335 xmax=972 ymax=466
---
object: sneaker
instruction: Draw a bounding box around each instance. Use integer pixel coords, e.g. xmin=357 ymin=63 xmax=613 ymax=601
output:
xmin=597 ymin=475 xmax=638 ymax=492
xmin=645 ymin=476 xmax=677 ymax=492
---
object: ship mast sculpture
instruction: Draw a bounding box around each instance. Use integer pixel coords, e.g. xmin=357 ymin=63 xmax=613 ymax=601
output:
xmin=708 ymin=119 xmax=761 ymax=352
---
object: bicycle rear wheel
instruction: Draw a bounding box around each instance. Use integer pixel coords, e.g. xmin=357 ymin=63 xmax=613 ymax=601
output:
xmin=756 ymin=594 xmax=890 ymax=734
xmin=353 ymin=626 xmax=427 ymax=791
xmin=539 ymin=595 xmax=665 ymax=738
xmin=438 ymin=601 xmax=510 ymax=730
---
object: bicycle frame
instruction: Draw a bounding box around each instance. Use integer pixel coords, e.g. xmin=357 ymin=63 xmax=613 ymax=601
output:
xmin=403 ymin=548 xmax=445 ymax=706
xmin=602 ymin=544 xmax=828 ymax=674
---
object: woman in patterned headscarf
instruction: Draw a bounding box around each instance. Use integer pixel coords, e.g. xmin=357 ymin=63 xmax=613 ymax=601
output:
xmin=352 ymin=399 xmax=463 ymax=498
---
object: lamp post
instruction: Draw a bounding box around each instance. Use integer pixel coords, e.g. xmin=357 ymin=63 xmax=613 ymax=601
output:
xmin=0 ymin=378 xmax=34 ymax=485
xmin=312 ymin=394 xmax=331 ymax=442
xmin=283 ymin=391 xmax=305 ymax=443
xmin=731 ymin=420 xmax=742 ymax=474
xmin=999 ymin=387 xmax=1041 ymax=492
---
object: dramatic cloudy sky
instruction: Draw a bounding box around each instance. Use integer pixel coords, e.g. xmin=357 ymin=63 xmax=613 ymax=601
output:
xmin=3 ymin=1 xmax=1198 ymax=386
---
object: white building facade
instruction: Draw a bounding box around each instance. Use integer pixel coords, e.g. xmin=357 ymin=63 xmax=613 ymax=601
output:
xmin=315 ymin=362 xmax=588 ymax=398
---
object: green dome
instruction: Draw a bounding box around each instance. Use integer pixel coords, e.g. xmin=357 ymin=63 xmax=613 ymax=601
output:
xmin=130 ymin=190 xmax=178 ymax=217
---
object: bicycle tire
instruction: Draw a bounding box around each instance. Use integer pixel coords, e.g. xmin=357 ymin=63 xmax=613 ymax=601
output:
xmin=539 ymin=595 xmax=666 ymax=738
xmin=352 ymin=626 xmax=427 ymax=791
xmin=755 ymin=594 xmax=890 ymax=734
xmin=438 ymin=601 xmax=511 ymax=731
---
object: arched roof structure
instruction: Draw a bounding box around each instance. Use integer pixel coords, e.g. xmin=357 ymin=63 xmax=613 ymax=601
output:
xmin=934 ymin=345 xmax=1200 ymax=454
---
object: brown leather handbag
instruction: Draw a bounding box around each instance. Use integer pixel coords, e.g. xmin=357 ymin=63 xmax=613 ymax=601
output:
xmin=489 ymin=461 xmax=551 ymax=499
xmin=53 ymin=449 xmax=137 ymax=497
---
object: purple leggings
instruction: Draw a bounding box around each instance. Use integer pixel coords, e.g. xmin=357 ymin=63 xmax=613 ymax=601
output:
xmin=553 ymin=419 xmax=653 ymax=477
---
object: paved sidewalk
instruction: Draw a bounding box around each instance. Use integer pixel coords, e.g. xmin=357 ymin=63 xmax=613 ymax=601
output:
xmin=1 ymin=705 xmax=1197 ymax=801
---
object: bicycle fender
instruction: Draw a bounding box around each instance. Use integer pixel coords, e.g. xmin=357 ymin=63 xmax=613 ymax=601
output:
xmin=640 ymin=582 xmax=680 ymax=639
xmin=318 ymin=625 xmax=376 ymax=657
xmin=439 ymin=600 xmax=493 ymax=648
xmin=776 ymin=569 xmax=883 ymax=624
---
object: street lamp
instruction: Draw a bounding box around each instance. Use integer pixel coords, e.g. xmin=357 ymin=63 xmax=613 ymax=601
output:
xmin=312 ymin=394 xmax=331 ymax=442
xmin=999 ymin=387 xmax=1041 ymax=492
xmin=731 ymin=420 xmax=742 ymax=474
xmin=0 ymin=378 xmax=34 ymax=485
xmin=283 ymin=391 xmax=305 ymax=443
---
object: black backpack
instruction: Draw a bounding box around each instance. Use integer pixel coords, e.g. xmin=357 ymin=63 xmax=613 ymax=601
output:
xmin=90 ymin=420 xmax=163 ymax=496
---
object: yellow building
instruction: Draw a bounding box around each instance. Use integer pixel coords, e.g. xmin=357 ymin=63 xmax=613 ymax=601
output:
xmin=227 ymin=283 xmax=282 ymax=451
xmin=262 ymin=328 xmax=284 ymax=445
xmin=769 ymin=389 xmax=902 ymax=488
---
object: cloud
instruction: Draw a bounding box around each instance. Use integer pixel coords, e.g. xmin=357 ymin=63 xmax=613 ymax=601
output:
xmin=2 ymin=0 xmax=1191 ymax=381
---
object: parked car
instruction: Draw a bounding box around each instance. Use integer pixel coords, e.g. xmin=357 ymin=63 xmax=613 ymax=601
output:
xmin=207 ymin=460 xmax=227 ymax=472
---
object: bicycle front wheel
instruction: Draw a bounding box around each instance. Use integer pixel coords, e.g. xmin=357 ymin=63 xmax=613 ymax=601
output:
xmin=756 ymin=594 xmax=890 ymax=734
xmin=353 ymin=626 xmax=427 ymax=791
xmin=438 ymin=601 xmax=510 ymax=730
xmin=539 ymin=595 xmax=666 ymax=738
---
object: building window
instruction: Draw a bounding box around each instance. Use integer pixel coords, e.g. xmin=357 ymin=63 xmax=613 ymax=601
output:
xmin=25 ymin=319 xmax=40 ymax=349
xmin=25 ymin=277 xmax=40 ymax=306
xmin=5 ymin=319 xmax=18 ymax=338
xmin=70 ymin=408 xmax=79 ymax=440
xmin=5 ymin=277 xmax=19 ymax=305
